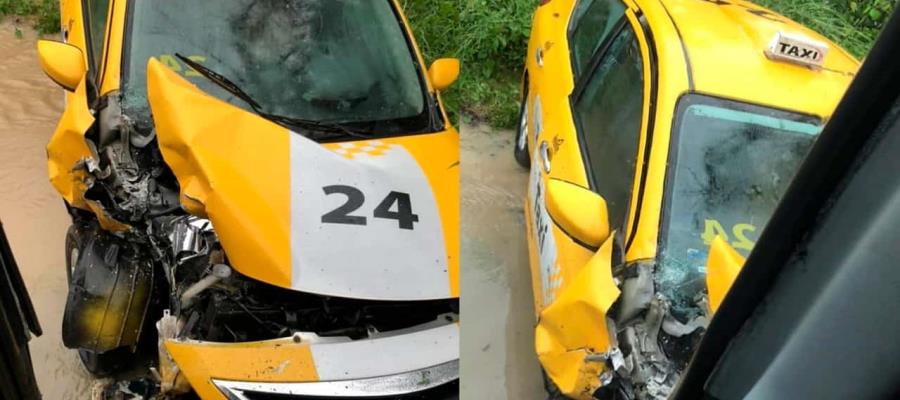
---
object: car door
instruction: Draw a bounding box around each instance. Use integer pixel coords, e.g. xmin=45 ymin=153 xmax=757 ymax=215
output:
xmin=47 ymin=0 xmax=111 ymax=213
xmin=527 ymin=2 xmax=647 ymax=313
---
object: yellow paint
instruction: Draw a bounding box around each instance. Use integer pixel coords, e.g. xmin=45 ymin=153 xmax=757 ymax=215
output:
xmin=147 ymin=58 xmax=294 ymax=288
xmin=428 ymin=58 xmax=460 ymax=91
xmin=36 ymin=40 xmax=85 ymax=91
xmin=523 ymin=0 xmax=859 ymax=395
xmin=706 ymin=236 xmax=746 ymax=314
xmin=545 ymin=179 xmax=609 ymax=247
xmin=166 ymin=338 xmax=319 ymax=400
xmin=535 ymin=235 xmax=619 ymax=399
xmin=98 ymin=0 xmax=126 ymax=95
xmin=46 ymin=77 xmax=94 ymax=211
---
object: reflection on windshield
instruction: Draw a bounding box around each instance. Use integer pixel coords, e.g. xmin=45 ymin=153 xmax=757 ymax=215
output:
xmin=122 ymin=0 xmax=428 ymax=134
xmin=659 ymin=95 xmax=821 ymax=314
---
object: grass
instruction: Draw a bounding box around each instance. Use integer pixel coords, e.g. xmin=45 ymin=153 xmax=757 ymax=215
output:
xmin=2 ymin=0 xmax=892 ymax=128
xmin=759 ymin=0 xmax=895 ymax=58
xmin=0 ymin=0 xmax=59 ymax=34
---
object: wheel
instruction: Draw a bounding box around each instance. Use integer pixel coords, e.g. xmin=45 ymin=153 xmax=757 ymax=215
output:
xmin=78 ymin=347 xmax=135 ymax=377
xmin=514 ymin=81 xmax=531 ymax=168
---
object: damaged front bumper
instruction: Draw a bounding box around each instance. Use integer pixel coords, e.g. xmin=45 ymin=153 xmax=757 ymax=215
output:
xmin=165 ymin=321 xmax=459 ymax=400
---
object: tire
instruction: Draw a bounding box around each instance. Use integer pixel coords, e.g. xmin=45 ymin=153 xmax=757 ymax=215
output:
xmin=78 ymin=347 xmax=135 ymax=377
xmin=514 ymin=82 xmax=531 ymax=169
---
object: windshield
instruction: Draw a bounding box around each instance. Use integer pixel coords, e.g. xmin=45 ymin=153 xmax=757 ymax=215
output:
xmin=121 ymin=0 xmax=431 ymax=135
xmin=657 ymin=94 xmax=822 ymax=311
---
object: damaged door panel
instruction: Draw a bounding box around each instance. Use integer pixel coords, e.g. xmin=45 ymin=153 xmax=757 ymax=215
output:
xmin=536 ymin=235 xmax=620 ymax=398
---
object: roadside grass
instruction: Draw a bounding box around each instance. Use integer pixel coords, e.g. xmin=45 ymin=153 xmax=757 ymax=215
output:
xmin=403 ymin=0 xmax=895 ymax=129
xmin=0 ymin=0 xmax=58 ymax=34
xmin=3 ymin=0 xmax=892 ymax=128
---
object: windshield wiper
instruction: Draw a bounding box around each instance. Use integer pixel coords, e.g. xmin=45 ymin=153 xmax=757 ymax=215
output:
xmin=174 ymin=53 xmax=371 ymax=139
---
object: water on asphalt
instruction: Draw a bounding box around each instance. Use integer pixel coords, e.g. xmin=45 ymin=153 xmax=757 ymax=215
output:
xmin=460 ymin=122 xmax=546 ymax=399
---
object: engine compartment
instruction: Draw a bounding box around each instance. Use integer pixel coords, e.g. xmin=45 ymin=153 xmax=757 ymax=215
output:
xmin=64 ymin=91 xmax=458 ymax=397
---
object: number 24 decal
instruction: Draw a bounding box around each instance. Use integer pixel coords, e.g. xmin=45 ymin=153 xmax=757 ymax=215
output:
xmin=701 ymin=219 xmax=757 ymax=251
xmin=321 ymin=185 xmax=419 ymax=230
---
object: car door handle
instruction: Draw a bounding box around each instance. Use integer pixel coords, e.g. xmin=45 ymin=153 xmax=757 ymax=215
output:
xmin=539 ymin=140 xmax=551 ymax=173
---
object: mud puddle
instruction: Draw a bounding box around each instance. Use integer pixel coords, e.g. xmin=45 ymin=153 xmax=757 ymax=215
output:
xmin=0 ymin=21 xmax=95 ymax=399
xmin=460 ymin=123 xmax=545 ymax=399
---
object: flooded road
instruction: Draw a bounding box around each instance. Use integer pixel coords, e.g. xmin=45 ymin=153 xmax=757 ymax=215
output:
xmin=0 ymin=22 xmax=95 ymax=399
xmin=460 ymin=123 xmax=545 ymax=399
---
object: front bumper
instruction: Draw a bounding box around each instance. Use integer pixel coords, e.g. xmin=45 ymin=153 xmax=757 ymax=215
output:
xmin=165 ymin=321 xmax=459 ymax=399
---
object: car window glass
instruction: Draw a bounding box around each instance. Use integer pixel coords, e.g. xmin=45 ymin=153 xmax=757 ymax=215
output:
xmin=85 ymin=0 xmax=110 ymax=76
xmin=122 ymin=0 xmax=428 ymax=134
xmin=570 ymin=0 xmax=626 ymax=76
xmin=573 ymin=24 xmax=643 ymax=231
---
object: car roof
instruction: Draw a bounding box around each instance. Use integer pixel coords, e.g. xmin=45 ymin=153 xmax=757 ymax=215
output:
xmin=645 ymin=0 xmax=859 ymax=119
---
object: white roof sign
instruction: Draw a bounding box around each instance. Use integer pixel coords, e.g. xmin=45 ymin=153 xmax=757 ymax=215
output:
xmin=765 ymin=32 xmax=829 ymax=69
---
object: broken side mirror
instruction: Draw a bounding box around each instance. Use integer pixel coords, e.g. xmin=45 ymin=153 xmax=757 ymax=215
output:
xmin=428 ymin=58 xmax=459 ymax=91
xmin=36 ymin=40 xmax=85 ymax=92
xmin=545 ymin=178 xmax=610 ymax=248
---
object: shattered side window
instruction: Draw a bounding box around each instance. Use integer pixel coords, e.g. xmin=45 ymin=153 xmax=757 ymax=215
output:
xmin=121 ymin=0 xmax=427 ymax=133
xmin=658 ymin=95 xmax=821 ymax=312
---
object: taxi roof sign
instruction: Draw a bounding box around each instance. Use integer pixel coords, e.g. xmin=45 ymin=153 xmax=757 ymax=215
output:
xmin=765 ymin=32 xmax=829 ymax=69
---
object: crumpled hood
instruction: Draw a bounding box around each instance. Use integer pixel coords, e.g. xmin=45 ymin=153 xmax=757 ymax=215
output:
xmin=146 ymin=58 xmax=458 ymax=300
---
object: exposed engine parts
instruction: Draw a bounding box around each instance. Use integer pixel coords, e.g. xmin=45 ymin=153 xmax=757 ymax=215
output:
xmin=63 ymin=91 xmax=459 ymax=398
xmin=594 ymin=261 xmax=709 ymax=400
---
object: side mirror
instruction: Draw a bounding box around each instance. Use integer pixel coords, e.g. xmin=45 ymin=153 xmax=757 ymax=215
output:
xmin=37 ymin=40 xmax=85 ymax=92
xmin=428 ymin=58 xmax=459 ymax=91
xmin=545 ymin=179 xmax=610 ymax=248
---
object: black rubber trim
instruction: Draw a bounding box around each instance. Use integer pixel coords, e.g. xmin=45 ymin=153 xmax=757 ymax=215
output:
xmin=623 ymin=13 xmax=659 ymax=253
xmin=546 ymin=178 xmax=601 ymax=252
xmin=672 ymin=9 xmax=900 ymax=399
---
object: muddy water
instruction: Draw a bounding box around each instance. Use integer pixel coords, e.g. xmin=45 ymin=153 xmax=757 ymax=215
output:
xmin=460 ymin=123 xmax=545 ymax=399
xmin=0 ymin=22 xmax=95 ymax=398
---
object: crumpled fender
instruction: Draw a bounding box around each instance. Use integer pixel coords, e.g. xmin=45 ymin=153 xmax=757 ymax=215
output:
xmin=535 ymin=235 xmax=620 ymax=399
xmin=146 ymin=58 xmax=459 ymax=300
xmin=706 ymin=235 xmax=746 ymax=314
xmin=46 ymin=78 xmax=94 ymax=210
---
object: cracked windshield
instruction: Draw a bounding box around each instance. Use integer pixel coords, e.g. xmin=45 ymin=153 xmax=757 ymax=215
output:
xmin=658 ymin=94 xmax=822 ymax=313
xmin=123 ymin=0 xmax=428 ymax=133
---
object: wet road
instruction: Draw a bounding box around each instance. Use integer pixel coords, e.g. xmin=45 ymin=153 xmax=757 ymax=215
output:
xmin=0 ymin=22 xmax=95 ymax=399
xmin=460 ymin=123 xmax=545 ymax=399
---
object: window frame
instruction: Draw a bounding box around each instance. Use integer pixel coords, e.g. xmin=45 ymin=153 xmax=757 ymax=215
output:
xmin=567 ymin=12 xmax=658 ymax=250
xmin=81 ymin=0 xmax=113 ymax=85
xmin=567 ymin=0 xmax=629 ymax=80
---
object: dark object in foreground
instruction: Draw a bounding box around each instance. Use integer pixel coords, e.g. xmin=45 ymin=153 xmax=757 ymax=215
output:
xmin=0 ymin=220 xmax=42 ymax=400
xmin=673 ymin=7 xmax=900 ymax=400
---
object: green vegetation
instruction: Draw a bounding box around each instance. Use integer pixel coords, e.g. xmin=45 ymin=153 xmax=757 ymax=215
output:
xmin=0 ymin=0 xmax=59 ymax=34
xmin=2 ymin=0 xmax=893 ymax=127
xmin=403 ymin=0 xmax=896 ymax=129
xmin=759 ymin=0 xmax=896 ymax=58
xmin=401 ymin=0 xmax=533 ymax=127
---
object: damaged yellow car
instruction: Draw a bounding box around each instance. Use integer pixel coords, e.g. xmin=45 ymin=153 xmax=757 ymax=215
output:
xmin=39 ymin=0 xmax=459 ymax=398
xmin=514 ymin=0 xmax=858 ymax=398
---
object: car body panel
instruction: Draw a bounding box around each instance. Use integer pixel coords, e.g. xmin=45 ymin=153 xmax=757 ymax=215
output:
xmin=522 ymin=0 xmax=859 ymax=397
xmin=166 ymin=322 xmax=459 ymax=400
xmin=147 ymin=57 xmax=458 ymax=300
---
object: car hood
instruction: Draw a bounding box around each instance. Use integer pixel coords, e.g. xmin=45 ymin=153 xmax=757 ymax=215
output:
xmin=146 ymin=58 xmax=459 ymax=301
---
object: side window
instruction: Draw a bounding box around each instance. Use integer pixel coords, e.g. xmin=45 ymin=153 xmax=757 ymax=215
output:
xmin=573 ymin=24 xmax=644 ymax=230
xmin=84 ymin=0 xmax=110 ymax=77
xmin=569 ymin=0 xmax=626 ymax=76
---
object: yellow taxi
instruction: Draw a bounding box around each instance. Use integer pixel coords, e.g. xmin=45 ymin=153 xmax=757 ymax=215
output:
xmin=514 ymin=0 xmax=858 ymax=398
xmin=37 ymin=0 xmax=459 ymax=398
